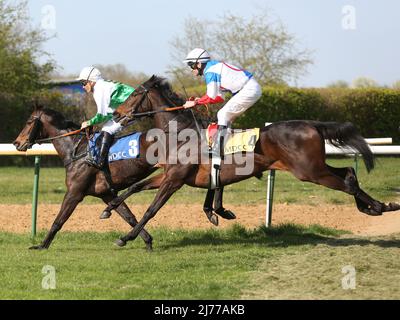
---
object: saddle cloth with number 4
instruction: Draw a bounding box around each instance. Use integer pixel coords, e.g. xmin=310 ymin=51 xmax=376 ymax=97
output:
xmin=207 ymin=123 xmax=260 ymax=155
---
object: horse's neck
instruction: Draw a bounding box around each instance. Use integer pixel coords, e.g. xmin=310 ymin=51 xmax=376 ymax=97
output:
xmin=154 ymin=110 xmax=198 ymax=132
xmin=45 ymin=125 xmax=80 ymax=161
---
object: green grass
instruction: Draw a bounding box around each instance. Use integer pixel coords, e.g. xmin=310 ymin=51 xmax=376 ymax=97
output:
xmin=1 ymin=225 xmax=399 ymax=300
xmin=1 ymin=157 xmax=400 ymax=205
xmin=1 ymin=158 xmax=400 ymax=299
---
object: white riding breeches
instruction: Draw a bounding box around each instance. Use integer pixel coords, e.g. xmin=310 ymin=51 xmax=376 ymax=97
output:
xmin=101 ymin=119 xmax=123 ymax=135
xmin=217 ymin=78 xmax=262 ymax=126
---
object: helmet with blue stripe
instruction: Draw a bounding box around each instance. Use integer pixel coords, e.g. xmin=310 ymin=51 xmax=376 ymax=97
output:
xmin=183 ymin=48 xmax=211 ymax=67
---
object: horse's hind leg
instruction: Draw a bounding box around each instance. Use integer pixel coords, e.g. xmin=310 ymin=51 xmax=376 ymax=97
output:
xmin=325 ymin=166 xmax=383 ymax=215
xmin=324 ymin=165 xmax=400 ymax=215
xmin=103 ymin=174 xmax=165 ymax=215
xmin=333 ymin=166 xmax=400 ymax=214
xmin=290 ymin=161 xmax=388 ymax=216
xmin=116 ymin=178 xmax=185 ymax=247
xmin=101 ymin=195 xmax=153 ymax=251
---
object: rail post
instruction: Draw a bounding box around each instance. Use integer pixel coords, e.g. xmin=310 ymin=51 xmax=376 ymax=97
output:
xmin=265 ymin=169 xmax=276 ymax=227
xmin=353 ymin=153 xmax=359 ymax=174
xmin=31 ymin=155 xmax=41 ymax=238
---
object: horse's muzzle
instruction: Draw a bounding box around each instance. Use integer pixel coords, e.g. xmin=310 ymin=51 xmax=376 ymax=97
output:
xmin=13 ymin=140 xmax=31 ymax=152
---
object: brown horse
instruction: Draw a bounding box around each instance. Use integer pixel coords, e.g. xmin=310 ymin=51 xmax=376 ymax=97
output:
xmin=13 ymin=107 xmax=159 ymax=250
xmin=104 ymin=75 xmax=400 ymax=247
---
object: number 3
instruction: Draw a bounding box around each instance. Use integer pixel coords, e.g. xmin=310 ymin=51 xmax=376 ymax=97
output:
xmin=128 ymin=139 xmax=139 ymax=157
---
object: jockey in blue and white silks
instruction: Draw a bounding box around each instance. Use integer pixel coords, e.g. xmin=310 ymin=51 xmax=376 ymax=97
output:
xmin=197 ymin=59 xmax=261 ymax=127
xmin=183 ymin=48 xmax=262 ymax=153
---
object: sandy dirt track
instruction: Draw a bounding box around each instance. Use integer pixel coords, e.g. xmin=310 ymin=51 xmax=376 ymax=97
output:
xmin=1 ymin=203 xmax=400 ymax=236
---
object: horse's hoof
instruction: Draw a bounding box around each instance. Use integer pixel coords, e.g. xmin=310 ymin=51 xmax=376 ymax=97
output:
xmin=100 ymin=210 xmax=112 ymax=219
xmin=388 ymin=202 xmax=400 ymax=212
xmin=115 ymin=239 xmax=126 ymax=247
xmin=210 ymin=214 xmax=219 ymax=226
xmin=215 ymin=208 xmax=236 ymax=220
xmin=366 ymin=209 xmax=382 ymax=216
xmin=29 ymin=245 xmax=46 ymax=250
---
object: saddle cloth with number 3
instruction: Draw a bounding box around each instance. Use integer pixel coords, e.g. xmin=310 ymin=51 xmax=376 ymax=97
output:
xmin=89 ymin=132 xmax=141 ymax=163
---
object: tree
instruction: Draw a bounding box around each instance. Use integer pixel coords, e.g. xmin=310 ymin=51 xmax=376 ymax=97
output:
xmin=0 ymin=0 xmax=57 ymax=146
xmin=93 ymin=64 xmax=150 ymax=87
xmin=327 ymin=80 xmax=349 ymax=88
xmin=392 ymin=80 xmax=400 ymax=90
xmin=352 ymin=77 xmax=379 ymax=88
xmin=0 ymin=0 xmax=55 ymax=100
xmin=168 ymin=12 xmax=312 ymax=87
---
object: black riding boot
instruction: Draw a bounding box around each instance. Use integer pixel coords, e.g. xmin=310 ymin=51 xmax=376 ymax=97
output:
xmin=212 ymin=125 xmax=227 ymax=158
xmin=86 ymin=132 xmax=114 ymax=169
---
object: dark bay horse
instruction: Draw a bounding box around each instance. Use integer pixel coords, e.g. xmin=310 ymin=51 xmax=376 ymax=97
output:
xmin=105 ymin=75 xmax=400 ymax=247
xmin=13 ymin=107 xmax=158 ymax=250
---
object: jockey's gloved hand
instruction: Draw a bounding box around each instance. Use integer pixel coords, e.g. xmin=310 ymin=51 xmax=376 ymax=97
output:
xmin=81 ymin=121 xmax=90 ymax=129
xmin=183 ymin=100 xmax=197 ymax=109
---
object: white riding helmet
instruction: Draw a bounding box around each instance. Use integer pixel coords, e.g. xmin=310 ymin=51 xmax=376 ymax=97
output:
xmin=77 ymin=66 xmax=102 ymax=82
xmin=183 ymin=48 xmax=211 ymax=65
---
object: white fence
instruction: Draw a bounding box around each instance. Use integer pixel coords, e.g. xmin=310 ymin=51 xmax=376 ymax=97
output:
xmin=0 ymin=143 xmax=57 ymax=156
xmin=0 ymin=143 xmax=58 ymax=237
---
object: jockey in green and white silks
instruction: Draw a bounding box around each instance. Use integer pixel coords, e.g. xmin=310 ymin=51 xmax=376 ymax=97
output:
xmin=78 ymin=66 xmax=135 ymax=169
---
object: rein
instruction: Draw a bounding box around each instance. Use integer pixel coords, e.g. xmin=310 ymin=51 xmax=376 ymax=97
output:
xmin=117 ymin=79 xmax=207 ymax=137
xmin=35 ymin=128 xmax=85 ymax=144
xmin=126 ymin=105 xmax=187 ymax=119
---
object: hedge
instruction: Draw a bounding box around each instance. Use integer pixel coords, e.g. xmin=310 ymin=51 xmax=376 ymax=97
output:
xmin=233 ymin=87 xmax=400 ymax=142
xmin=2 ymin=87 xmax=400 ymax=165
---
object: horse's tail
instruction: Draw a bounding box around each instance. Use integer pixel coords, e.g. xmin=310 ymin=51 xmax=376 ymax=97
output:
xmin=310 ymin=121 xmax=375 ymax=172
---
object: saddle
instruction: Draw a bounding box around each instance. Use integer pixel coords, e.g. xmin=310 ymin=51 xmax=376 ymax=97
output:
xmin=206 ymin=123 xmax=260 ymax=155
xmin=88 ymin=131 xmax=142 ymax=164
xmin=207 ymin=124 xmax=260 ymax=190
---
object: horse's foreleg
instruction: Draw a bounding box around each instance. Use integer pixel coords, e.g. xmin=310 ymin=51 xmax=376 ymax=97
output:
xmin=116 ymin=179 xmax=184 ymax=247
xmin=203 ymin=189 xmax=218 ymax=226
xmin=101 ymin=195 xmax=153 ymax=251
xmin=30 ymin=191 xmax=83 ymax=250
xmin=103 ymin=174 xmax=165 ymax=215
xmin=213 ymin=187 xmax=236 ymax=220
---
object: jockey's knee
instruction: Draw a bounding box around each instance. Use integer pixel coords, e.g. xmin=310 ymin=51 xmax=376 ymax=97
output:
xmin=217 ymin=109 xmax=230 ymax=126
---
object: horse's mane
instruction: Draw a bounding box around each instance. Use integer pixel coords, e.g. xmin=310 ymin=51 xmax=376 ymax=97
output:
xmin=143 ymin=75 xmax=210 ymax=128
xmin=42 ymin=108 xmax=80 ymax=130
xmin=144 ymin=75 xmax=186 ymax=106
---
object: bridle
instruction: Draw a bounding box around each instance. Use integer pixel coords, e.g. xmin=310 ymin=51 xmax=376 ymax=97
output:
xmin=117 ymin=81 xmax=203 ymax=135
xmin=25 ymin=111 xmax=86 ymax=145
xmin=129 ymin=84 xmax=151 ymax=117
xmin=27 ymin=112 xmax=44 ymax=146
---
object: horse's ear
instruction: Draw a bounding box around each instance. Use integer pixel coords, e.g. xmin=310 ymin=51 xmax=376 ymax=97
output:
xmin=32 ymin=99 xmax=43 ymax=111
